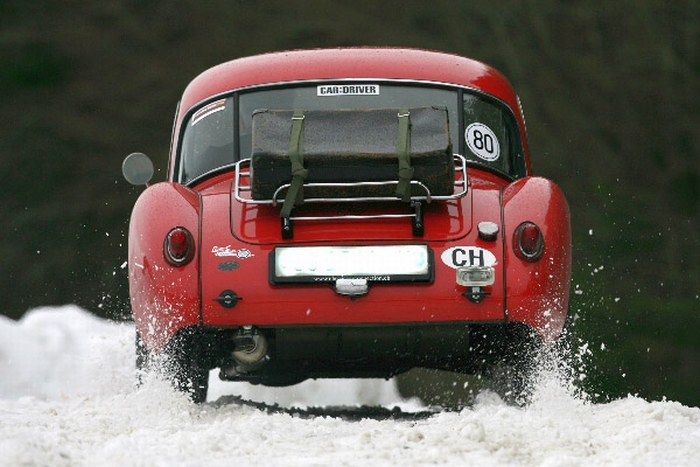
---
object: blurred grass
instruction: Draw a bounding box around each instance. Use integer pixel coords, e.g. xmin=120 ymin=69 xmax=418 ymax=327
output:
xmin=0 ymin=42 xmax=71 ymax=91
xmin=571 ymin=294 xmax=700 ymax=405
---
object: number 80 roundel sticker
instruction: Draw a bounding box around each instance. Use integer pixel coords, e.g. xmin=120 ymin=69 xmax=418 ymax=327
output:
xmin=465 ymin=122 xmax=500 ymax=162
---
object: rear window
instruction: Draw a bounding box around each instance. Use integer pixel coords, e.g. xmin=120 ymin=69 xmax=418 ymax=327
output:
xmin=178 ymin=98 xmax=234 ymax=183
xmin=463 ymin=93 xmax=526 ymax=178
xmin=177 ymin=82 xmax=525 ymax=184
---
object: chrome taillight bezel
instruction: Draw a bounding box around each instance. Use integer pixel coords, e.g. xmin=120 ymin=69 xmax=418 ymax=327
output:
xmin=513 ymin=221 xmax=544 ymax=262
xmin=163 ymin=226 xmax=195 ymax=266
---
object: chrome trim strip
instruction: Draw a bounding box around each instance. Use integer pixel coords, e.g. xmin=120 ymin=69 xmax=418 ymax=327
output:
xmin=234 ymin=154 xmax=468 ymax=207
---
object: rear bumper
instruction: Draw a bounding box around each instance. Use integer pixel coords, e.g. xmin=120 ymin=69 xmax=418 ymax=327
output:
xmin=169 ymin=320 xmax=541 ymax=385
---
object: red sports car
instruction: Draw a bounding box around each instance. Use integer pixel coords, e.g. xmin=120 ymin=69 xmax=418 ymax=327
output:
xmin=123 ymin=48 xmax=571 ymax=403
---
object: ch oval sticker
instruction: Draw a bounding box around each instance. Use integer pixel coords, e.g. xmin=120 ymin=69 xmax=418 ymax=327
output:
xmin=441 ymin=246 xmax=497 ymax=269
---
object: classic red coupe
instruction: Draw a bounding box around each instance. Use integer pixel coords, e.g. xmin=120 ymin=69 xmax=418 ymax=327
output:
xmin=123 ymin=48 xmax=571 ymax=403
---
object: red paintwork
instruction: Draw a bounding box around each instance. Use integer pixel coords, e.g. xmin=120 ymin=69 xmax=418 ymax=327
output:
xmin=502 ymin=177 xmax=572 ymax=341
xmin=199 ymin=175 xmax=507 ymax=329
xmin=127 ymin=182 xmax=201 ymax=350
xmin=127 ymin=48 xmax=571 ymax=355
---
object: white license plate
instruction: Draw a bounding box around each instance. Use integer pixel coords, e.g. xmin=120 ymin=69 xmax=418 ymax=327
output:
xmin=271 ymin=245 xmax=433 ymax=284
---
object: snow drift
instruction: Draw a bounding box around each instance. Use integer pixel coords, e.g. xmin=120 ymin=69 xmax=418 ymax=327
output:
xmin=1 ymin=305 xmax=698 ymax=466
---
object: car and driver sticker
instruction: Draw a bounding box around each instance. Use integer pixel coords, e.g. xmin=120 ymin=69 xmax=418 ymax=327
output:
xmin=440 ymin=246 xmax=497 ymax=269
xmin=317 ymin=84 xmax=380 ymax=96
xmin=465 ymin=122 xmax=500 ymax=162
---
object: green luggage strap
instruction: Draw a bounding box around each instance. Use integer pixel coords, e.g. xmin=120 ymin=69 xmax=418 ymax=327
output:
xmin=280 ymin=110 xmax=308 ymax=219
xmin=395 ymin=108 xmax=414 ymax=202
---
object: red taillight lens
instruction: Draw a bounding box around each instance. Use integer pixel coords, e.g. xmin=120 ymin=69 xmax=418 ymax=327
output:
xmin=514 ymin=221 xmax=544 ymax=262
xmin=164 ymin=227 xmax=194 ymax=266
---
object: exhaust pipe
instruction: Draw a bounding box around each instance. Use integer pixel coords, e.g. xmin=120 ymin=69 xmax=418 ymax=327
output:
xmin=222 ymin=325 xmax=268 ymax=377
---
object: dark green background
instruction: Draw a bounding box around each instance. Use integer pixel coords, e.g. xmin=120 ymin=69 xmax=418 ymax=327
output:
xmin=1 ymin=1 xmax=698 ymax=405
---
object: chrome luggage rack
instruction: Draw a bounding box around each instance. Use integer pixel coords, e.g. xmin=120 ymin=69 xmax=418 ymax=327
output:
xmin=234 ymin=154 xmax=468 ymax=239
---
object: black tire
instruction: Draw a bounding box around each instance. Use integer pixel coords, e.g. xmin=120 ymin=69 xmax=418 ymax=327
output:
xmin=135 ymin=329 xmax=151 ymax=386
xmin=479 ymin=324 xmax=541 ymax=406
xmin=487 ymin=351 xmax=535 ymax=406
xmin=168 ymin=353 xmax=209 ymax=404
xmin=135 ymin=329 xmax=209 ymax=403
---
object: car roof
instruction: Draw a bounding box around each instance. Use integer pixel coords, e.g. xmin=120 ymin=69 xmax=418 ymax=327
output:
xmin=169 ymin=48 xmax=531 ymax=180
xmin=178 ymin=48 xmax=521 ymax=116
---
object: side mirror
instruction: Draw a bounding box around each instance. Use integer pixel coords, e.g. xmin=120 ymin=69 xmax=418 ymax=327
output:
xmin=122 ymin=152 xmax=154 ymax=186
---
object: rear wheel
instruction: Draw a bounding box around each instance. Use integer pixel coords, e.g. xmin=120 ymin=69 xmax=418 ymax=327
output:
xmin=471 ymin=323 xmax=541 ymax=406
xmin=486 ymin=349 xmax=536 ymax=406
xmin=135 ymin=330 xmax=209 ymax=403
xmin=135 ymin=330 xmax=151 ymax=386
xmin=167 ymin=350 xmax=209 ymax=403
xmin=494 ymin=331 xmax=543 ymax=405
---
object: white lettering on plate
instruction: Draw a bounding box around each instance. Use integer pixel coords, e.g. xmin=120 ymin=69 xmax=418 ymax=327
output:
xmin=317 ymin=84 xmax=380 ymax=96
xmin=441 ymin=246 xmax=496 ymax=269
xmin=212 ymin=246 xmax=255 ymax=259
xmin=465 ymin=122 xmax=501 ymax=162
xmin=313 ymin=276 xmax=391 ymax=282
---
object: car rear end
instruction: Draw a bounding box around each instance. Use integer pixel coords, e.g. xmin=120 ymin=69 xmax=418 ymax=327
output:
xmin=192 ymin=160 xmax=514 ymax=385
xmin=126 ymin=49 xmax=570 ymax=400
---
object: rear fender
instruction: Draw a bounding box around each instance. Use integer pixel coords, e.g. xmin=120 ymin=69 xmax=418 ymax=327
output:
xmin=128 ymin=182 xmax=201 ymax=352
xmin=502 ymin=177 xmax=571 ymax=341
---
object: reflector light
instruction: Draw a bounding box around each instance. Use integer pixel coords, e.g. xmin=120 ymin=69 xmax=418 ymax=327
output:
xmin=164 ymin=227 xmax=194 ymax=266
xmin=477 ymin=221 xmax=499 ymax=241
xmin=514 ymin=221 xmax=544 ymax=262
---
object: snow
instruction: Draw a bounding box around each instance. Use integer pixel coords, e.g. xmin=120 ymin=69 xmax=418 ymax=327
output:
xmin=1 ymin=306 xmax=699 ymax=466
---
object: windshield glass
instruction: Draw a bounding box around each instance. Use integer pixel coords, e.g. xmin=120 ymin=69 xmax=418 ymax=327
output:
xmin=177 ymin=82 xmax=524 ymax=184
